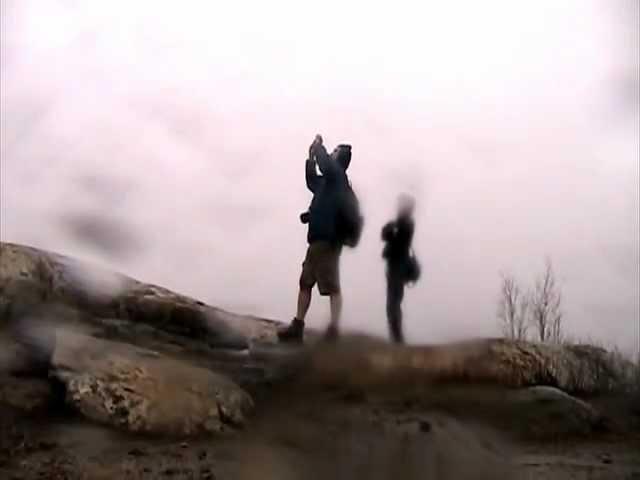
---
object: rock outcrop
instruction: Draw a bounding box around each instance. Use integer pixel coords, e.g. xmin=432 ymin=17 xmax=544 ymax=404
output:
xmin=1 ymin=242 xmax=261 ymax=436
xmin=301 ymin=336 xmax=628 ymax=395
xmin=507 ymin=386 xmax=606 ymax=438
xmin=54 ymin=331 xmax=253 ymax=436
xmin=0 ymin=242 xmax=277 ymax=349
xmin=0 ymin=241 xmax=628 ymax=439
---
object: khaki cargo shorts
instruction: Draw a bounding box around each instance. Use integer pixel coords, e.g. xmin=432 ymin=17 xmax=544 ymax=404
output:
xmin=299 ymin=241 xmax=342 ymax=296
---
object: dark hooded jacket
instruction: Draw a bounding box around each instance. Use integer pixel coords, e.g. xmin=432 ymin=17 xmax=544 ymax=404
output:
xmin=382 ymin=215 xmax=414 ymax=264
xmin=305 ymin=144 xmax=350 ymax=244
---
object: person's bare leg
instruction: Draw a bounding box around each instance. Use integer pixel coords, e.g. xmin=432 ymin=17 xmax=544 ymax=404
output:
xmin=278 ymin=288 xmax=311 ymax=341
xmin=296 ymin=287 xmax=312 ymax=321
xmin=329 ymin=292 xmax=343 ymax=330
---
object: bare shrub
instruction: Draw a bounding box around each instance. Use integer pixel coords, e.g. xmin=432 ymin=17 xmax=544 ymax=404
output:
xmin=497 ymin=273 xmax=529 ymax=340
xmin=530 ymin=259 xmax=563 ymax=344
xmin=562 ymin=336 xmax=640 ymax=394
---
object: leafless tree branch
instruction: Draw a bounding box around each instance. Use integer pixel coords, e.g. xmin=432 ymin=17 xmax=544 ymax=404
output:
xmin=530 ymin=258 xmax=563 ymax=343
xmin=497 ymin=272 xmax=529 ymax=341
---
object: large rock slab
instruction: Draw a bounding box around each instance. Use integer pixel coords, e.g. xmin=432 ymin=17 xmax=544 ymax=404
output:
xmin=1 ymin=241 xmax=628 ymax=401
xmin=0 ymin=242 xmax=284 ymax=409
xmin=507 ymin=386 xmax=606 ymax=437
xmin=53 ymin=331 xmax=254 ymax=436
xmin=301 ymin=337 xmax=628 ymax=395
xmin=0 ymin=242 xmax=278 ymax=348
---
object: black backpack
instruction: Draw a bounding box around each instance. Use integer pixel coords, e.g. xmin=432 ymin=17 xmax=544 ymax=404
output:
xmin=337 ymin=184 xmax=364 ymax=248
xmin=405 ymin=249 xmax=421 ymax=285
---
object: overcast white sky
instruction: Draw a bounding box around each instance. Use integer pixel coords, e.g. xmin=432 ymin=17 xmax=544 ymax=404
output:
xmin=1 ymin=0 xmax=638 ymax=353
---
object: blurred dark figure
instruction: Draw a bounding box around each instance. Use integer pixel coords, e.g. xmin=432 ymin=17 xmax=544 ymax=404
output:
xmin=381 ymin=194 xmax=420 ymax=343
xmin=278 ymin=135 xmax=360 ymax=342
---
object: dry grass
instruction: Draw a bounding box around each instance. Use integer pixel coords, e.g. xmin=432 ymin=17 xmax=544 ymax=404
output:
xmin=561 ymin=337 xmax=640 ymax=394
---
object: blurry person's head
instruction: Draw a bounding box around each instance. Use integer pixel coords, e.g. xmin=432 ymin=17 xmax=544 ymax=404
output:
xmin=331 ymin=144 xmax=352 ymax=170
xmin=397 ymin=193 xmax=415 ymax=218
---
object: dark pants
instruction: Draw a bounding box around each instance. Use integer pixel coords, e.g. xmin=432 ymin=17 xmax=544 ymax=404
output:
xmin=386 ymin=265 xmax=406 ymax=343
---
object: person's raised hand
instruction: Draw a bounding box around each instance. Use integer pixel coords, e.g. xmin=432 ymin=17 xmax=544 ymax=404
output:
xmin=309 ymin=134 xmax=323 ymax=159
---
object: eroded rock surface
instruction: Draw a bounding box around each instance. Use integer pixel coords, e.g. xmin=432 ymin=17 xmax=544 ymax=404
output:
xmin=0 ymin=242 xmax=277 ymax=349
xmin=508 ymin=386 xmax=605 ymax=436
xmin=304 ymin=337 xmax=628 ymax=395
xmin=54 ymin=332 xmax=254 ymax=436
xmin=0 ymin=241 xmax=630 ymax=443
xmin=1 ymin=243 xmax=262 ymax=434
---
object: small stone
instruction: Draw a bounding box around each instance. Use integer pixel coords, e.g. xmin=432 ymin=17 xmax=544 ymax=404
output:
xmin=200 ymin=468 xmax=215 ymax=480
xmin=128 ymin=448 xmax=147 ymax=457
xmin=340 ymin=389 xmax=366 ymax=404
xmin=37 ymin=440 xmax=57 ymax=451
xmin=403 ymin=398 xmax=416 ymax=409
xmin=600 ymin=454 xmax=613 ymax=464
xmin=419 ymin=420 xmax=432 ymax=433
xmin=180 ymin=441 xmax=189 ymax=449
xmin=202 ymin=474 xmax=214 ymax=480
xmin=198 ymin=450 xmax=207 ymax=460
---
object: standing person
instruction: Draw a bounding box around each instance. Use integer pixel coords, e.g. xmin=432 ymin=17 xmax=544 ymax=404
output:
xmin=381 ymin=194 xmax=419 ymax=343
xmin=278 ymin=135 xmax=357 ymax=342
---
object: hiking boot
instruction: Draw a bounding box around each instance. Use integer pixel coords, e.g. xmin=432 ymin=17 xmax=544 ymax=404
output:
xmin=323 ymin=324 xmax=339 ymax=343
xmin=277 ymin=318 xmax=305 ymax=343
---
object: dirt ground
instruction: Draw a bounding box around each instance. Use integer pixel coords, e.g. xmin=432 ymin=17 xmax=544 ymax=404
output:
xmin=2 ymin=375 xmax=639 ymax=480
